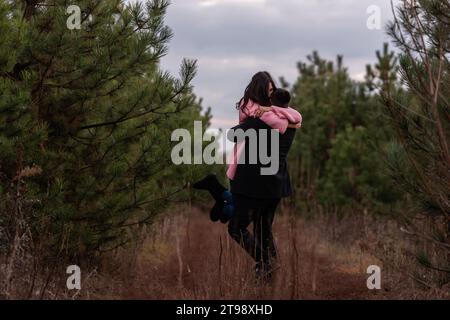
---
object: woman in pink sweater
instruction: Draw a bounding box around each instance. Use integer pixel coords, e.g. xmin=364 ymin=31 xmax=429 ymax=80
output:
xmin=193 ymin=71 xmax=301 ymax=282
xmin=227 ymin=75 xmax=302 ymax=179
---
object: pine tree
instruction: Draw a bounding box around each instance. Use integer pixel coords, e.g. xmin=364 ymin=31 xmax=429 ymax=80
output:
xmin=378 ymin=0 xmax=450 ymax=285
xmin=288 ymin=52 xmax=398 ymax=215
xmin=0 ymin=0 xmax=211 ymax=265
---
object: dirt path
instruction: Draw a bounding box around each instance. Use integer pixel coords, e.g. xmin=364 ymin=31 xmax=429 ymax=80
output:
xmin=120 ymin=208 xmax=386 ymax=300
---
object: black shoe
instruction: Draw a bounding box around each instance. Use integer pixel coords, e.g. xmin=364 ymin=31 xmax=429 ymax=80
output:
xmin=210 ymin=202 xmax=222 ymax=222
xmin=219 ymin=212 xmax=230 ymax=224
xmin=255 ymin=262 xmax=266 ymax=284
xmin=192 ymin=174 xmax=226 ymax=202
xmin=255 ymin=262 xmax=278 ymax=284
xmin=193 ymin=174 xmax=214 ymax=189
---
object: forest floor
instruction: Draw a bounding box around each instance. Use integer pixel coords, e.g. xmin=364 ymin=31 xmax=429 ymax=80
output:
xmin=7 ymin=205 xmax=445 ymax=300
xmin=92 ymin=206 xmax=400 ymax=300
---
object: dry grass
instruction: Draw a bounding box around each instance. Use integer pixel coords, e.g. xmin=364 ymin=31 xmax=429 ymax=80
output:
xmin=76 ymin=205 xmax=449 ymax=300
xmin=2 ymin=204 xmax=449 ymax=299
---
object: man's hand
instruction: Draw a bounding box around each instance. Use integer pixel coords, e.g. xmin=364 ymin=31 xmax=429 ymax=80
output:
xmin=288 ymin=122 xmax=301 ymax=129
xmin=255 ymin=106 xmax=272 ymax=117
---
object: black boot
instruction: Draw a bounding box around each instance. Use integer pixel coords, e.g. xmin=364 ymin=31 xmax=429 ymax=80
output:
xmin=193 ymin=174 xmax=228 ymax=222
xmin=193 ymin=174 xmax=226 ymax=202
xmin=255 ymin=262 xmax=278 ymax=284
xmin=210 ymin=202 xmax=222 ymax=222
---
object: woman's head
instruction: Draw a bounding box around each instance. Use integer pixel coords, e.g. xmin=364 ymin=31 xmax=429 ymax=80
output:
xmin=237 ymin=71 xmax=277 ymax=110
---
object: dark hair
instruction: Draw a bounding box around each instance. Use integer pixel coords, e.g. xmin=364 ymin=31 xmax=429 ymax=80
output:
xmin=236 ymin=71 xmax=277 ymax=112
xmin=271 ymin=88 xmax=291 ymax=108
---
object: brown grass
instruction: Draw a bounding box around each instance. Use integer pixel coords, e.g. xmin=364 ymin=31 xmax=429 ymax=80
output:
xmin=76 ymin=205 xmax=449 ymax=300
xmin=3 ymin=204 xmax=449 ymax=299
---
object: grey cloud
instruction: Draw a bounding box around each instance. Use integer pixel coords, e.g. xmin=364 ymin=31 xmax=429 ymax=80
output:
xmin=159 ymin=0 xmax=397 ymax=128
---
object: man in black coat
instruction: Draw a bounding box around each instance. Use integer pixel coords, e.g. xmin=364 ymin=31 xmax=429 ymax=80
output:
xmin=228 ymin=117 xmax=296 ymax=199
xmin=226 ymin=89 xmax=299 ymax=279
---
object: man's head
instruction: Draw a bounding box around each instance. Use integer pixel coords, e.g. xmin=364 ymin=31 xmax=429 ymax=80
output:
xmin=270 ymin=88 xmax=291 ymax=108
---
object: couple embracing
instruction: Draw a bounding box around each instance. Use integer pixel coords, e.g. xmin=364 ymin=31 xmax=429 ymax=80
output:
xmin=193 ymin=71 xmax=302 ymax=282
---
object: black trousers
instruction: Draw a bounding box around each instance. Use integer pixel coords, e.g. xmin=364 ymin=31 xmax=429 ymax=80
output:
xmin=228 ymin=193 xmax=280 ymax=268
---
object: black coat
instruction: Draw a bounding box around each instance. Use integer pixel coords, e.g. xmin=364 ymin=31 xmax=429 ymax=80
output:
xmin=227 ymin=117 xmax=297 ymax=199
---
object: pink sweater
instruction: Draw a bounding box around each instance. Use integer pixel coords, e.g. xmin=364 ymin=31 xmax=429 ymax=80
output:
xmin=227 ymin=99 xmax=302 ymax=180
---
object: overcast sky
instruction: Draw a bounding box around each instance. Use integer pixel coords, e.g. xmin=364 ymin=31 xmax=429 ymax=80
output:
xmin=158 ymin=0 xmax=397 ymax=129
